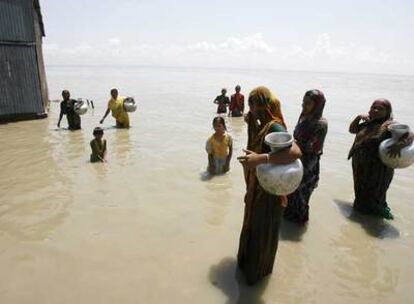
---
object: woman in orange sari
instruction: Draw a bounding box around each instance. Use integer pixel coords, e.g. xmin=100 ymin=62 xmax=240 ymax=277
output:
xmin=237 ymin=87 xmax=302 ymax=285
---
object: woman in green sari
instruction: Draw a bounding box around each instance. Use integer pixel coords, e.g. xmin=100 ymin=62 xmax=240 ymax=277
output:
xmin=237 ymin=87 xmax=302 ymax=285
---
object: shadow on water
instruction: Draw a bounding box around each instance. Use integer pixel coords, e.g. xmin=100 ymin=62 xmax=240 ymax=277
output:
xmin=209 ymin=257 xmax=270 ymax=304
xmin=334 ymin=199 xmax=400 ymax=239
xmin=279 ymin=218 xmax=308 ymax=242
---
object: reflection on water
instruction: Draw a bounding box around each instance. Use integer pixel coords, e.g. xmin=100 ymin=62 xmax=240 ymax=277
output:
xmin=332 ymin=221 xmax=399 ymax=301
xmin=0 ymin=120 xmax=71 ymax=242
xmin=0 ymin=66 xmax=414 ymax=303
xmin=203 ymin=174 xmax=232 ymax=226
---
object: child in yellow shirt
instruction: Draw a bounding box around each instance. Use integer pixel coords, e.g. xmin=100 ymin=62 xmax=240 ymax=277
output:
xmin=206 ymin=116 xmax=233 ymax=174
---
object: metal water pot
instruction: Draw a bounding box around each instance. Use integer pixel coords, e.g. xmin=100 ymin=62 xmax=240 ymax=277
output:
xmin=379 ymin=123 xmax=414 ymax=169
xmin=123 ymin=97 xmax=137 ymax=112
xmin=256 ymin=132 xmax=304 ymax=195
xmin=74 ymin=98 xmax=88 ymax=115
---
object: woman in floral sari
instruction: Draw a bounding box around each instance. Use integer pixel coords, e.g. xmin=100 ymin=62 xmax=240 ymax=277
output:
xmin=284 ymin=89 xmax=328 ymax=224
xmin=237 ymin=86 xmax=302 ymax=285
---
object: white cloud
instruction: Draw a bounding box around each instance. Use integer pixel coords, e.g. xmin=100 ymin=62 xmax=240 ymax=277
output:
xmin=43 ymin=33 xmax=414 ymax=75
xmin=108 ymin=38 xmax=121 ymax=47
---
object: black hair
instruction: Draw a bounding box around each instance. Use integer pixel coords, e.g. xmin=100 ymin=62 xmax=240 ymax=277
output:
xmin=93 ymin=127 xmax=104 ymax=136
xmin=212 ymin=116 xmax=227 ymax=130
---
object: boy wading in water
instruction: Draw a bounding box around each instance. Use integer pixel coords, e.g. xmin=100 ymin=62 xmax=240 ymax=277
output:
xmin=57 ymin=90 xmax=81 ymax=130
xmin=90 ymin=127 xmax=107 ymax=163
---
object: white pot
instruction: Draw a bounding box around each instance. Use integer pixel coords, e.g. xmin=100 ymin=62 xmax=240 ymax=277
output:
xmin=123 ymin=97 xmax=137 ymax=112
xmin=256 ymin=132 xmax=304 ymax=195
xmin=379 ymin=123 xmax=414 ymax=169
xmin=74 ymin=99 xmax=88 ymax=115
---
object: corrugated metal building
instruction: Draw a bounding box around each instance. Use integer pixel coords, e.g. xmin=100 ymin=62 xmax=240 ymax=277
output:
xmin=0 ymin=0 xmax=48 ymax=123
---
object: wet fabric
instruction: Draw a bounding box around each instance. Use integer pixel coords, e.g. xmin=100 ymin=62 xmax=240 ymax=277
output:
xmin=237 ymin=86 xmax=287 ymax=285
xmin=213 ymin=157 xmax=227 ymax=174
xmin=60 ymin=99 xmax=81 ymax=130
xmin=108 ymin=96 xmax=130 ymax=128
xmin=284 ymin=90 xmax=328 ymax=224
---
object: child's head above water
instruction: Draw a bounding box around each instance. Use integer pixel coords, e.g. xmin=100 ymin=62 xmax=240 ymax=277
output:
xmin=93 ymin=127 xmax=104 ymax=138
xmin=212 ymin=116 xmax=227 ymax=133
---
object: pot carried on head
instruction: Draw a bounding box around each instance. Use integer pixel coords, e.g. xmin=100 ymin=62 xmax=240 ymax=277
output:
xmin=379 ymin=123 xmax=414 ymax=169
xmin=74 ymin=98 xmax=88 ymax=115
xmin=256 ymin=132 xmax=304 ymax=196
xmin=123 ymin=97 xmax=137 ymax=112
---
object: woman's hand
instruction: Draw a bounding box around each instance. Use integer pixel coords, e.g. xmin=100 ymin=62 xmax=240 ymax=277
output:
xmin=357 ymin=114 xmax=370 ymax=122
xmin=237 ymin=149 xmax=267 ymax=169
xmin=208 ymin=164 xmax=216 ymax=175
xmin=223 ymin=161 xmax=230 ymax=173
xmin=387 ymin=132 xmax=414 ymax=158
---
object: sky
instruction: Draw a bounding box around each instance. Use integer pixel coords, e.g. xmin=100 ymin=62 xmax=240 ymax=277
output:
xmin=40 ymin=0 xmax=414 ymax=75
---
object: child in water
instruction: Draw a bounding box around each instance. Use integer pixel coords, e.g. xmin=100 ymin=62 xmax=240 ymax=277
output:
xmin=90 ymin=127 xmax=107 ymax=163
xmin=206 ymin=116 xmax=233 ymax=174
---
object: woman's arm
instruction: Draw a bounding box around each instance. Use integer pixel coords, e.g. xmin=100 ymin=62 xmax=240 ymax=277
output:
xmin=238 ymin=142 xmax=302 ymax=169
xmin=208 ymin=154 xmax=215 ymax=174
xmin=349 ymin=115 xmax=369 ymax=134
xmin=57 ymin=105 xmax=64 ymax=127
xmin=224 ymin=140 xmax=233 ymax=172
xmin=100 ymin=108 xmax=111 ymax=124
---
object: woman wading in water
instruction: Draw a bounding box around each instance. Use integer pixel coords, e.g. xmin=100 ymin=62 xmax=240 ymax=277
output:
xmin=284 ymin=89 xmax=328 ymax=224
xmin=348 ymin=99 xmax=413 ymax=219
xmin=237 ymin=86 xmax=302 ymax=285
xmin=100 ymin=88 xmax=130 ymax=128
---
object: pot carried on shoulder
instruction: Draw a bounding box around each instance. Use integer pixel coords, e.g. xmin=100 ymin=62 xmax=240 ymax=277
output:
xmin=379 ymin=123 xmax=414 ymax=169
xmin=74 ymin=98 xmax=88 ymax=115
xmin=123 ymin=97 xmax=137 ymax=112
xmin=256 ymin=132 xmax=304 ymax=195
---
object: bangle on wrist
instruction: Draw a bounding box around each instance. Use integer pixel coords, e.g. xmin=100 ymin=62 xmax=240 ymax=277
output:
xmin=266 ymin=153 xmax=270 ymax=163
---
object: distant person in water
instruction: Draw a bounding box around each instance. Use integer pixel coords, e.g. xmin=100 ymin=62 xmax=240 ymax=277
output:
xmin=100 ymin=88 xmax=130 ymax=128
xmin=229 ymin=85 xmax=245 ymax=117
xmin=90 ymin=127 xmax=107 ymax=163
xmin=57 ymin=90 xmax=81 ymax=130
xmin=213 ymin=88 xmax=230 ymax=114
xmin=284 ymin=89 xmax=328 ymax=225
xmin=348 ymin=99 xmax=413 ymax=220
xmin=206 ymin=116 xmax=233 ymax=174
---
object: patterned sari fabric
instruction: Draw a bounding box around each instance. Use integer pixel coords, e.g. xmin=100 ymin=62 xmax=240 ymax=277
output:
xmin=348 ymin=99 xmax=394 ymax=219
xmin=237 ymin=86 xmax=287 ymax=285
xmin=284 ymin=90 xmax=328 ymax=224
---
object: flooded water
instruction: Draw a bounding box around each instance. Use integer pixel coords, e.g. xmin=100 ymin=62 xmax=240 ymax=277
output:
xmin=1 ymin=66 xmax=414 ymax=304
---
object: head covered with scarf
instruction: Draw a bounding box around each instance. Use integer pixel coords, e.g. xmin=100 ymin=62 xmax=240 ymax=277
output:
xmin=348 ymin=98 xmax=394 ymax=159
xmin=294 ymin=89 xmax=328 ymax=155
xmin=300 ymin=89 xmax=326 ymax=121
xmin=246 ymin=86 xmax=287 ymax=151
xmin=244 ymin=86 xmax=289 ymax=207
xmin=369 ymin=98 xmax=393 ymax=122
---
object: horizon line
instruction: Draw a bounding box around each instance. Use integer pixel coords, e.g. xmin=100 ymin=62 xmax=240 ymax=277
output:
xmin=44 ymin=63 xmax=414 ymax=78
